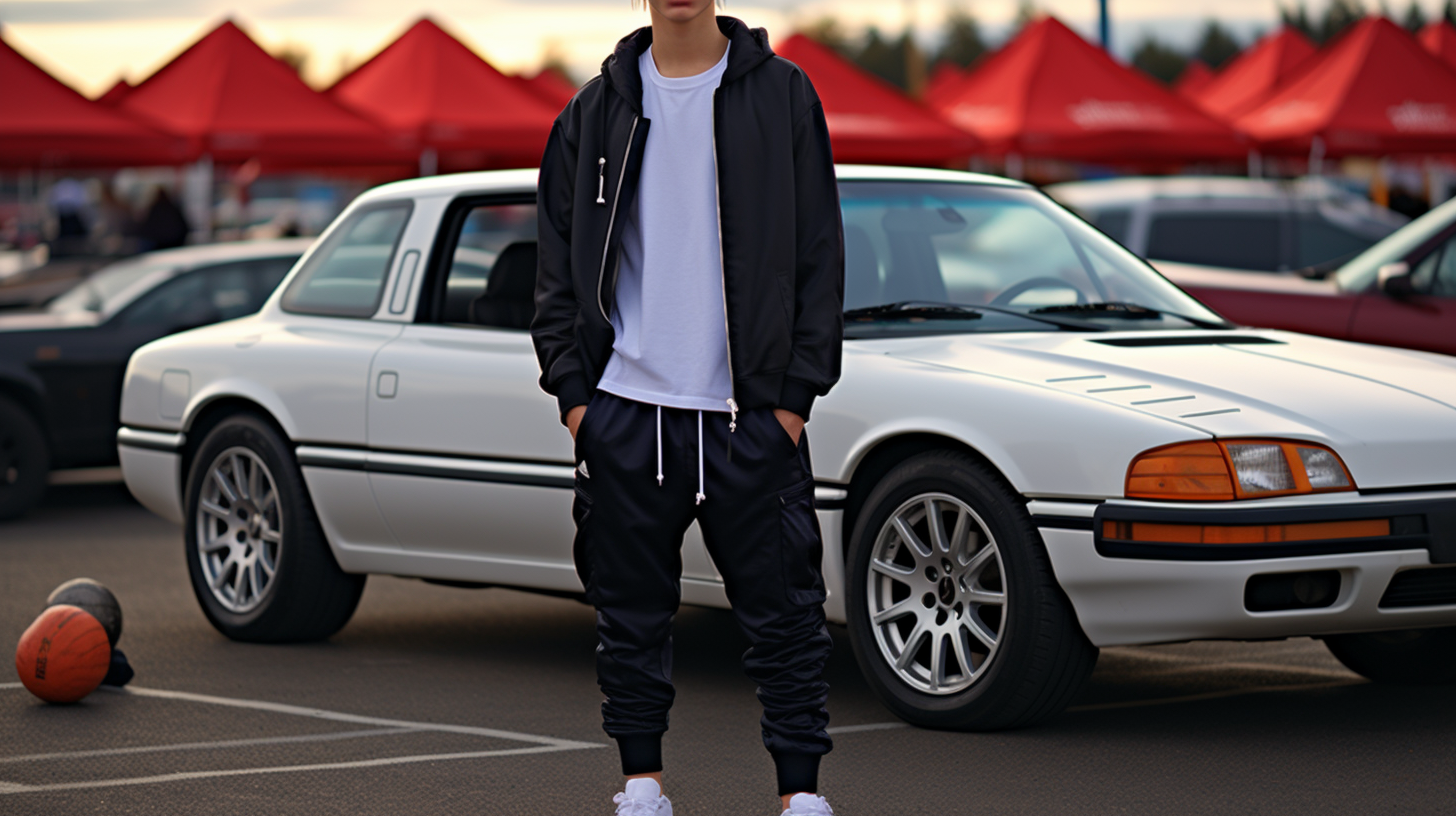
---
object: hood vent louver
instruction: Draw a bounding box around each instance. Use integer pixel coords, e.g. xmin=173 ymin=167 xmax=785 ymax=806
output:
xmin=1092 ymin=335 xmax=1286 ymax=348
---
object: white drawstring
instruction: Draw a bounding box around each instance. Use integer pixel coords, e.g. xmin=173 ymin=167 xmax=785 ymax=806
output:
xmin=695 ymin=410 xmax=706 ymax=505
xmin=655 ymin=406 xmax=663 ymax=486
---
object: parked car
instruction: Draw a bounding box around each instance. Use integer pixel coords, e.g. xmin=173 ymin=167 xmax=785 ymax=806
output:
xmin=117 ymin=168 xmax=1456 ymax=731
xmin=0 ymin=239 xmax=310 ymax=518
xmin=1047 ymin=176 xmax=1406 ymax=276
xmin=1176 ymin=195 xmax=1456 ymax=357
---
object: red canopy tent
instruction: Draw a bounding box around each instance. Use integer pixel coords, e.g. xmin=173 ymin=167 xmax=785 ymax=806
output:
xmin=1192 ymin=27 xmax=1316 ymax=121
xmin=1173 ymin=61 xmax=1216 ymax=98
xmin=0 ymin=37 xmax=182 ymax=168
xmin=1419 ymin=21 xmax=1456 ymax=71
xmin=775 ymin=34 xmax=978 ymax=166
xmin=1236 ymin=17 xmax=1456 ymax=156
xmin=925 ymin=61 xmax=965 ymax=106
xmin=514 ymin=67 xmax=577 ymax=111
xmin=930 ymin=17 xmax=1243 ymax=162
xmin=119 ymin=20 xmax=408 ymax=167
xmin=330 ymin=18 xmax=560 ymax=171
xmin=96 ymin=79 xmax=133 ymax=106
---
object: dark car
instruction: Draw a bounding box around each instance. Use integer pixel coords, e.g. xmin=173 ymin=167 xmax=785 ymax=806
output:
xmin=0 ymin=239 xmax=311 ymax=518
xmin=1174 ymin=195 xmax=1456 ymax=359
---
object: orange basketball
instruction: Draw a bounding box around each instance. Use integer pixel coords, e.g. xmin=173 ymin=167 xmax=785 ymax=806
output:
xmin=14 ymin=605 xmax=111 ymax=704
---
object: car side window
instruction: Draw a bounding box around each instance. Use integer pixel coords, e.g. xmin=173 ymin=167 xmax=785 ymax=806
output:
xmin=433 ymin=202 xmax=538 ymax=329
xmin=281 ymin=203 xmax=412 ymax=318
xmin=250 ymin=256 xmax=298 ymax=307
xmin=1409 ymin=234 xmax=1456 ymax=297
xmin=1090 ymin=209 xmax=1131 ymax=245
xmin=1146 ymin=213 xmax=1282 ymax=271
xmin=1294 ymin=214 xmax=1375 ymax=270
xmin=118 ymin=262 xmax=255 ymax=330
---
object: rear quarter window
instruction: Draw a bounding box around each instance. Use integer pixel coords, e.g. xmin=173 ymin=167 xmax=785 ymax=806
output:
xmin=281 ymin=203 xmax=413 ymax=318
xmin=1146 ymin=212 xmax=1282 ymax=271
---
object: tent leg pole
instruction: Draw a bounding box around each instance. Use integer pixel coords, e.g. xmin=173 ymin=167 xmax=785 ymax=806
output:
xmin=1308 ymin=136 xmax=1324 ymax=178
xmin=1247 ymin=150 xmax=1262 ymax=179
xmin=419 ymin=148 xmax=438 ymax=177
xmin=182 ymin=155 xmax=214 ymax=245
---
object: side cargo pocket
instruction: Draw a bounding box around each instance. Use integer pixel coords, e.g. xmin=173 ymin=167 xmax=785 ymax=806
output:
xmin=778 ymin=478 xmax=826 ymax=606
xmin=572 ymin=483 xmax=596 ymax=604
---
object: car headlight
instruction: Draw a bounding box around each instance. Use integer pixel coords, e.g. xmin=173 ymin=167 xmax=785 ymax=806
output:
xmin=1126 ymin=439 xmax=1354 ymax=501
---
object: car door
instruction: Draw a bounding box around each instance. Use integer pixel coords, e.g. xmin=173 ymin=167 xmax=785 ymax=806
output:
xmin=363 ymin=195 xmax=722 ymax=592
xmin=1348 ymin=227 xmax=1456 ymax=356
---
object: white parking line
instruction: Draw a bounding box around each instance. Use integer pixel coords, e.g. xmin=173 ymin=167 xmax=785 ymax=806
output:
xmin=0 ymin=727 xmax=421 ymax=765
xmin=0 ymin=745 xmax=581 ymax=794
xmin=0 ymin=683 xmax=23 ymax=691
xmin=116 ymin=686 xmax=602 ymax=750
xmin=0 ymin=684 xmax=608 ymax=796
xmin=825 ymin=722 xmax=908 ymax=735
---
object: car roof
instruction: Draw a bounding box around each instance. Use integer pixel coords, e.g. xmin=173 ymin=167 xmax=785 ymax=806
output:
xmin=1046 ymin=176 xmax=1361 ymax=207
xmin=124 ymin=238 xmax=316 ymax=269
xmin=353 ymin=165 xmax=1029 ymax=206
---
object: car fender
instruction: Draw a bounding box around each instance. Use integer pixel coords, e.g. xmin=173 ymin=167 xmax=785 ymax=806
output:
xmin=183 ymin=378 xmax=302 ymax=442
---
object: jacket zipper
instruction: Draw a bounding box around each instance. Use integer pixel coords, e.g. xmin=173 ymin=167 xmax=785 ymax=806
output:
xmin=597 ymin=115 xmax=640 ymax=323
xmin=711 ymin=89 xmax=738 ymax=433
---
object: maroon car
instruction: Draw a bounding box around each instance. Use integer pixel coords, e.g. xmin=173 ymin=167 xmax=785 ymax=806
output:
xmin=1164 ymin=195 xmax=1456 ymax=357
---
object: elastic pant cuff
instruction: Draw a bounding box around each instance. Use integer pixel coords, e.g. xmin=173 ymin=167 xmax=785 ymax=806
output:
xmin=773 ymin=752 xmax=821 ymax=796
xmin=616 ymin=734 xmax=664 ymax=776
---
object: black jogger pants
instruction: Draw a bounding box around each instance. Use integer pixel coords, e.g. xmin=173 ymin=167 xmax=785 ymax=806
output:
xmin=571 ymin=390 xmax=833 ymax=795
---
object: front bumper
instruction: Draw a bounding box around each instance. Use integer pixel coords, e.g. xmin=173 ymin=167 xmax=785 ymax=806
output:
xmin=1034 ymin=492 xmax=1456 ymax=647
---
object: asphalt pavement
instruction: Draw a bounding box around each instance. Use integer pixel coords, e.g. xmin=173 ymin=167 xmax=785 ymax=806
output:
xmin=2 ymin=484 xmax=1453 ymax=815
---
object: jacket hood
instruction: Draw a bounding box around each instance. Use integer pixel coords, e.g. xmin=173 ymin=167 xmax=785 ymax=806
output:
xmin=602 ymin=16 xmax=776 ymax=111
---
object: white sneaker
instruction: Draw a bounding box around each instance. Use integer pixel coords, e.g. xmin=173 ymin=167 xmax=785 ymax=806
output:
xmin=613 ymin=778 xmax=672 ymax=816
xmin=781 ymin=792 xmax=834 ymax=816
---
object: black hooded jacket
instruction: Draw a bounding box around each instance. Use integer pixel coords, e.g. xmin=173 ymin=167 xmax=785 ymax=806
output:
xmin=531 ymin=17 xmax=844 ymax=423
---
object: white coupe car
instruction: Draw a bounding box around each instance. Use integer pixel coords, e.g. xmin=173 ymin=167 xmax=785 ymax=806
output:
xmin=117 ymin=167 xmax=1456 ymax=729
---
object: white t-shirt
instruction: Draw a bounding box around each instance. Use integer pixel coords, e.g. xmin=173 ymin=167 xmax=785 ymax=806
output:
xmin=597 ymin=44 xmax=733 ymax=413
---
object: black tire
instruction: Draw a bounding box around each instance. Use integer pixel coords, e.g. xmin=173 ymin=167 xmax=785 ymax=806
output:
xmin=845 ymin=450 xmax=1097 ymax=730
xmin=1324 ymin=627 xmax=1456 ymax=684
xmin=0 ymin=395 xmax=49 ymax=520
xmin=184 ymin=413 xmax=364 ymax=642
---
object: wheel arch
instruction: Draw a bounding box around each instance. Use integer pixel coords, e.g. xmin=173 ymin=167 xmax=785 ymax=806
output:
xmin=839 ymin=431 xmax=1023 ymax=562
xmin=0 ymin=370 xmax=49 ymax=443
xmin=180 ymin=395 xmax=294 ymax=496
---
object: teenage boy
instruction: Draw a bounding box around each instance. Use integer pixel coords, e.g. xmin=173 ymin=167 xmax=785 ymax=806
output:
xmin=531 ymin=1 xmax=844 ymax=814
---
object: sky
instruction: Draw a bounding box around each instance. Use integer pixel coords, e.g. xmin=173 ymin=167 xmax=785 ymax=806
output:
xmin=1 ymin=0 xmax=1451 ymax=97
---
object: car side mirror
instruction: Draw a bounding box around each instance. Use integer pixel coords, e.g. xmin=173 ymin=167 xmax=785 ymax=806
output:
xmin=1377 ymin=262 xmax=1415 ymax=298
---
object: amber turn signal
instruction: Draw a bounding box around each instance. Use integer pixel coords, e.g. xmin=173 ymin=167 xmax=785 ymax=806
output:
xmin=1103 ymin=518 xmax=1390 ymax=544
xmin=1125 ymin=439 xmax=1356 ymax=501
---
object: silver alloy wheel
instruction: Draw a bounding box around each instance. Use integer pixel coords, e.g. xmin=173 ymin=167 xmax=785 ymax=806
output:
xmin=195 ymin=446 xmax=283 ymax=614
xmin=867 ymin=492 xmax=1007 ymax=694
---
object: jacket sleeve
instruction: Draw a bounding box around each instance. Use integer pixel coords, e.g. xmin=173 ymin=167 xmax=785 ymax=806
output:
xmin=779 ymin=75 xmax=845 ymax=421
xmin=531 ymin=102 xmax=592 ymax=423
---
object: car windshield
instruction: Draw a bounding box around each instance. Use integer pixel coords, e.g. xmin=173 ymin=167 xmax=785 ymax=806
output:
xmin=48 ymin=257 xmax=173 ymax=315
xmin=1334 ymin=195 xmax=1456 ymax=292
xmin=840 ymin=181 xmax=1226 ymax=338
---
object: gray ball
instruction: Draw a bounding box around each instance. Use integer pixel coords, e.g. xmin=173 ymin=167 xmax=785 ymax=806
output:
xmin=46 ymin=578 xmax=122 ymax=647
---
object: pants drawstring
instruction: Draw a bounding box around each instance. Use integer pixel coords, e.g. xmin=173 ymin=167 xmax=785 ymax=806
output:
xmin=695 ymin=410 xmax=706 ymax=505
xmin=655 ymin=406 xmax=663 ymax=487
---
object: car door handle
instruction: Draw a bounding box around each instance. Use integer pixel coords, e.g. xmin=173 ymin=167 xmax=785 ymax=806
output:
xmin=377 ymin=371 xmax=398 ymax=399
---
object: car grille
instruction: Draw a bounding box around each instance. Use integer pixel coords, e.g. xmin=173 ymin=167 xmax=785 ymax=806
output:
xmin=1380 ymin=567 xmax=1456 ymax=609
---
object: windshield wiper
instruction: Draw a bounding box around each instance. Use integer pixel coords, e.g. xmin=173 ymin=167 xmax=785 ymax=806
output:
xmin=844 ymin=301 xmax=983 ymax=321
xmin=1029 ymin=302 xmax=1229 ymax=330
